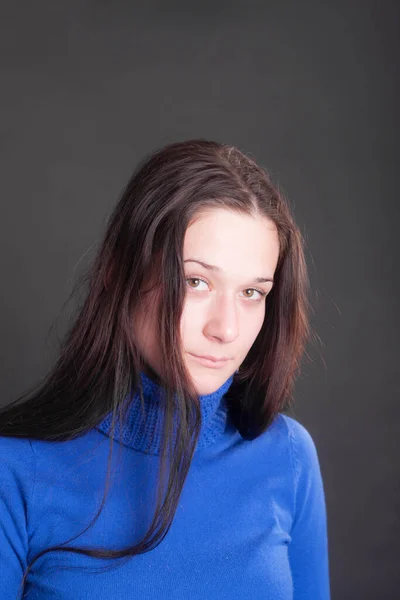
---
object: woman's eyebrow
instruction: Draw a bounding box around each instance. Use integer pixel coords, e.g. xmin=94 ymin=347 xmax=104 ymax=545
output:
xmin=183 ymin=258 xmax=274 ymax=284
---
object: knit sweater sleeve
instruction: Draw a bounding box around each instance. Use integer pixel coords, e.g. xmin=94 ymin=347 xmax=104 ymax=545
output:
xmin=283 ymin=415 xmax=331 ymax=599
xmin=0 ymin=436 xmax=36 ymax=598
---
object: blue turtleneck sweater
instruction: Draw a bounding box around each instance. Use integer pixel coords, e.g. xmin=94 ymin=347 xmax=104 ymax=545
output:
xmin=0 ymin=372 xmax=330 ymax=599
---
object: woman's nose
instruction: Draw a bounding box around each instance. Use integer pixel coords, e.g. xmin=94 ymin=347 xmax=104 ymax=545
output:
xmin=203 ymin=293 xmax=239 ymax=343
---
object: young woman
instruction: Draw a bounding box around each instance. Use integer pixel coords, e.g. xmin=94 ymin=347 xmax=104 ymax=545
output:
xmin=0 ymin=139 xmax=330 ymax=599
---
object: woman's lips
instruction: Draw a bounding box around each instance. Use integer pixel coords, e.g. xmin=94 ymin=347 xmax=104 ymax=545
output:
xmin=188 ymin=353 xmax=232 ymax=369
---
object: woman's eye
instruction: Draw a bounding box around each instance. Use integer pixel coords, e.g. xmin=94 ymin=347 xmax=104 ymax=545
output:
xmin=185 ymin=278 xmax=266 ymax=301
xmin=242 ymin=289 xmax=265 ymax=300
xmin=186 ymin=277 xmax=208 ymax=291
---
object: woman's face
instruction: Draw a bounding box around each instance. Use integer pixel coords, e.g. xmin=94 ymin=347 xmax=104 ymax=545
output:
xmin=134 ymin=207 xmax=280 ymax=395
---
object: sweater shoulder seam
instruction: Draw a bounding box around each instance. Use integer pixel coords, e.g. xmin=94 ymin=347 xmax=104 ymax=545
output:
xmin=26 ymin=439 xmax=37 ymax=549
xmin=278 ymin=414 xmax=298 ymax=523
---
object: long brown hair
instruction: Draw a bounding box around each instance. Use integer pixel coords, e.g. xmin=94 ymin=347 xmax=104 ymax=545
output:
xmin=0 ymin=139 xmax=312 ymax=596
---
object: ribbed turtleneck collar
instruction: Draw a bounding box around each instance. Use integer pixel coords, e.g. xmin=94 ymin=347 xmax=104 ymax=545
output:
xmin=97 ymin=371 xmax=235 ymax=455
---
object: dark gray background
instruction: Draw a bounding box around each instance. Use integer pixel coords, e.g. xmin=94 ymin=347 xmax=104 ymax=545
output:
xmin=1 ymin=1 xmax=399 ymax=598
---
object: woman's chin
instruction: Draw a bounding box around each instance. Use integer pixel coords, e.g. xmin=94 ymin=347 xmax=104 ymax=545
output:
xmin=189 ymin=368 xmax=234 ymax=396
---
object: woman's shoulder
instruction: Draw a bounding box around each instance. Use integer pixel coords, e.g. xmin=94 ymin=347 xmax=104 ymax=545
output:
xmin=0 ymin=429 xmax=110 ymax=529
xmin=277 ymin=413 xmax=318 ymax=448
xmin=244 ymin=412 xmax=322 ymax=478
xmin=0 ymin=436 xmax=36 ymax=535
xmin=266 ymin=412 xmax=318 ymax=447
xmin=0 ymin=435 xmax=36 ymax=478
xmin=0 ymin=428 xmax=108 ymax=480
xmin=275 ymin=413 xmax=325 ymax=485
